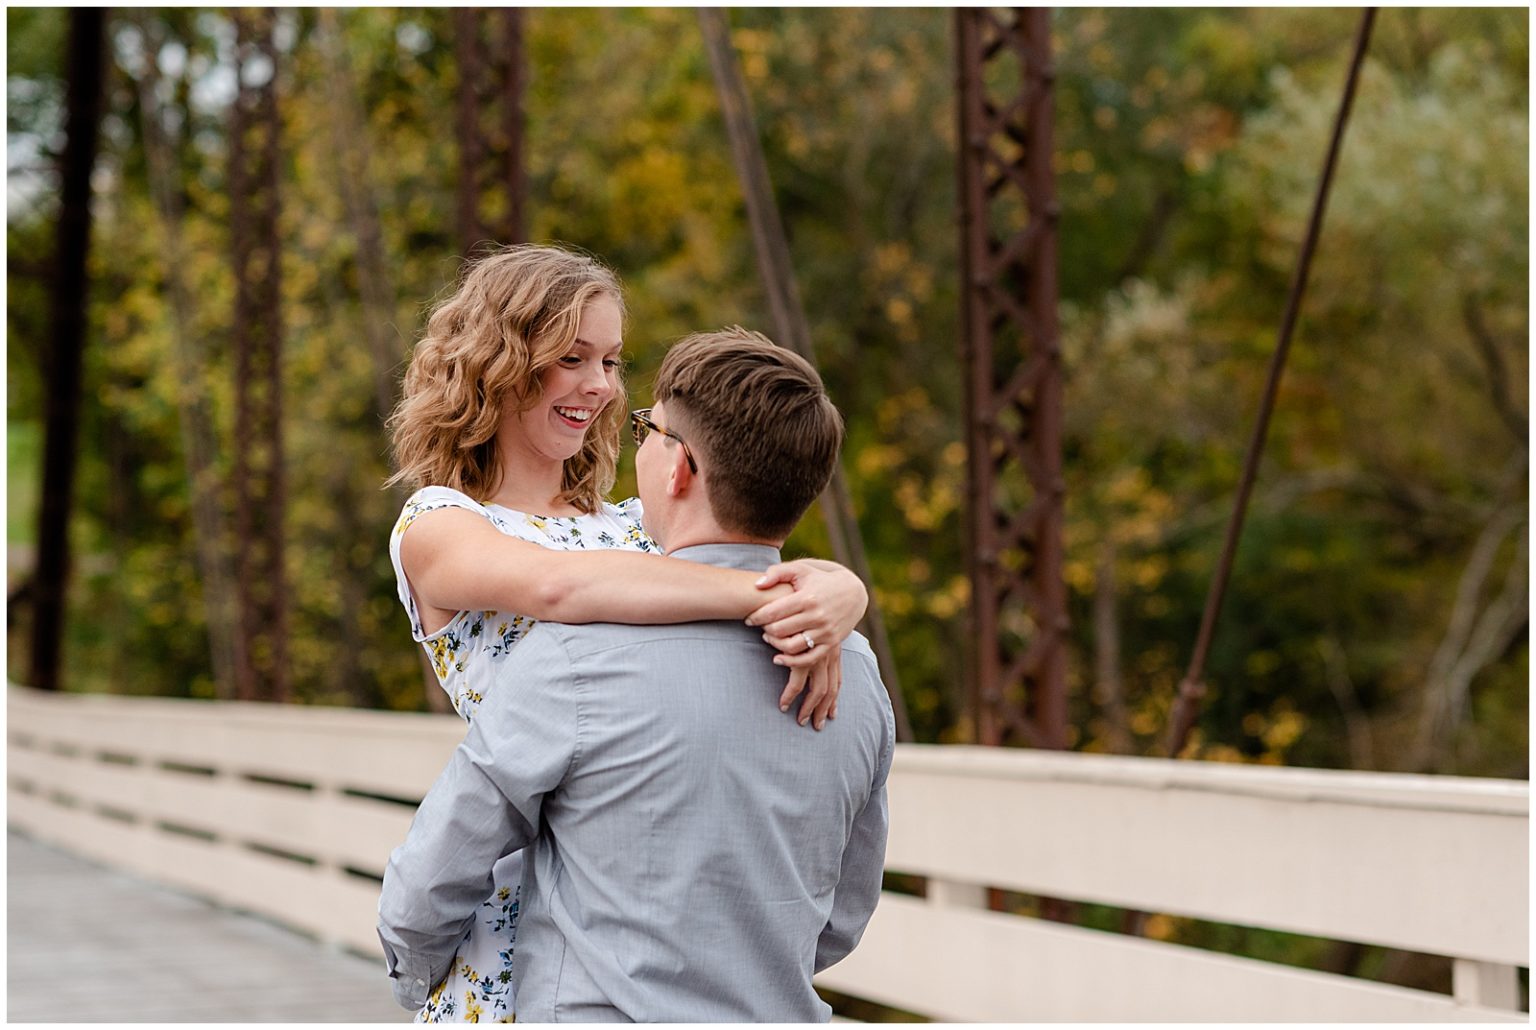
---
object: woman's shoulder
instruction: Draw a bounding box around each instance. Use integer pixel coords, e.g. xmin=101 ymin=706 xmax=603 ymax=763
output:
xmin=394 ymin=485 xmax=509 ymax=538
xmin=605 ymin=496 xmax=644 ymax=522
xmin=594 ymin=496 xmax=659 ymax=553
xmin=405 ymin=485 xmax=485 ymax=512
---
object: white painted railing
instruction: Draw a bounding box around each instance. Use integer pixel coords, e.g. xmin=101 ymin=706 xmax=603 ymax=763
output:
xmin=8 ymin=685 xmax=1527 ymax=1022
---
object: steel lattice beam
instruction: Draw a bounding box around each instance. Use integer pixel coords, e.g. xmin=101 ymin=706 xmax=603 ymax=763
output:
xmin=956 ymin=8 xmax=1068 ymax=749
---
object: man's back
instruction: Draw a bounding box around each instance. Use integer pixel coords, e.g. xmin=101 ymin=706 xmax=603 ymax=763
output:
xmin=506 ymin=546 xmax=894 ymax=1022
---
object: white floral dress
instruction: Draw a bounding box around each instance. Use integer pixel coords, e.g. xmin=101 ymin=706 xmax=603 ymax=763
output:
xmin=389 ymin=485 xmax=657 ymax=1023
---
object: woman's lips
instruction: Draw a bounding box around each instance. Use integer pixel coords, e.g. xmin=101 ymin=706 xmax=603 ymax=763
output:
xmin=553 ymin=405 xmax=593 ymax=430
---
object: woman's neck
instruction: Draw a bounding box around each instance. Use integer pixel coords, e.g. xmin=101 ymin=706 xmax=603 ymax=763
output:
xmin=486 ymin=439 xmax=580 ymax=516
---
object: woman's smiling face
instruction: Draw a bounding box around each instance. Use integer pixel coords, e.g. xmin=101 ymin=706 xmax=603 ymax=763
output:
xmin=512 ymin=294 xmax=624 ymax=464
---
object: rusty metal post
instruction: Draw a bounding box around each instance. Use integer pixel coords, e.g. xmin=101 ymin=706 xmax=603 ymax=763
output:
xmin=229 ymin=8 xmax=289 ymax=703
xmin=956 ymin=8 xmax=1068 ymax=749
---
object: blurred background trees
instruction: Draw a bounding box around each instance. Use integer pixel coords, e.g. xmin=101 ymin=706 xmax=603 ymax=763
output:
xmin=7 ymin=8 xmax=1527 ymax=779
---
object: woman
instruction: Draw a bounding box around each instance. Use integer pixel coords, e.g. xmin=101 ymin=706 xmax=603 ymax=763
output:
xmin=386 ymin=245 xmax=867 ymax=1022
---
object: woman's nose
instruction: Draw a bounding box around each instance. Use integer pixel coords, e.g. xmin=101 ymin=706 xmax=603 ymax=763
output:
xmin=583 ymin=363 xmax=610 ymax=395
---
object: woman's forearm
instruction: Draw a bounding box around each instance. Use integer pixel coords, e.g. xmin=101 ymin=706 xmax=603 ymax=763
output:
xmin=401 ymin=506 xmax=796 ymax=626
xmin=531 ymin=549 xmax=790 ymax=624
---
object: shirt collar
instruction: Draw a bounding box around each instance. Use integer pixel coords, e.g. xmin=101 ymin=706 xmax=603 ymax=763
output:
xmin=665 ymin=543 xmax=783 ymax=573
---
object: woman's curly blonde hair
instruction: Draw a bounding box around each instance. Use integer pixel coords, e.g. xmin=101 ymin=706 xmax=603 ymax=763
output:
xmin=387 ymin=245 xmax=626 ymax=513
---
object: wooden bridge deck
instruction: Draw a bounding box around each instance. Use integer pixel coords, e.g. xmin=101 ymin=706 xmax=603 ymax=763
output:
xmin=7 ymin=830 xmax=409 ymax=1022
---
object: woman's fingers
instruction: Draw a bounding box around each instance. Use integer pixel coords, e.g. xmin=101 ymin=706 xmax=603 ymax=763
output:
xmin=777 ymin=651 xmax=842 ymax=730
xmin=764 ymin=632 xmax=827 ymax=667
xmin=798 ymin=663 xmax=828 ymax=729
xmin=754 ymin=561 xmax=802 ymax=590
xmin=798 ymin=648 xmax=842 ymax=730
xmin=756 ymin=612 xmax=823 ymax=642
xmin=778 ymin=664 xmax=825 ymax=729
xmin=778 ymin=665 xmax=809 ymax=716
xmin=745 ymin=592 xmax=817 ymax=629
xmin=746 ymin=562 xmax=864 ymax=649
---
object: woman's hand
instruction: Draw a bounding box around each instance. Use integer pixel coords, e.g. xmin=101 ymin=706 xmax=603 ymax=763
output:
xmin=776 ymin=643 xmax=842 ymax=730
xmin=747 ymin=559 xmax=867 ymax=661
xmin=747 ymin=559 xmax=865 ymax=729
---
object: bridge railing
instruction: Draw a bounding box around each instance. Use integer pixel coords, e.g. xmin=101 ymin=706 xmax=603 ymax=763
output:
xmin=8 ymin=685 xmax=1527 ymax=1022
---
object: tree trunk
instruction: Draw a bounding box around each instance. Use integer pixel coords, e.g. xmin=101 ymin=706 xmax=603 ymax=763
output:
xmin=453 ymin=9 xmax=487 ymax=256
xmin=130 ymin=13 xmax=242 ymax=700
xmin=30 ymin=8 xmax=106 ymax=692
xmin=1091 ymin=541 xmax=1133 ymax=753
xmin=452 ymin=10 xmax=526 ymax=257
xmin=1318 ymin=634 xmax=1373 ymax=769
xmin=497 ymin=9 xmax=526 ymax=244
xmin=317 ymin=10 xmax=445 ymax=712
xmin=318 ymin=9 xmax=401 ymax=427
xmin=1460 ymin=293 xmax=1528 ymax=446
xmin=1411 ymin=494 xmax=1528 ymax=772
xmin=229 ymin=9 xmax=289 ymax=702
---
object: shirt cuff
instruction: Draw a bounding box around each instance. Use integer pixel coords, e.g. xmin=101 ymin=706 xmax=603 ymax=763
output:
xmin=378 ymin=928 xmax=440 ymax=1011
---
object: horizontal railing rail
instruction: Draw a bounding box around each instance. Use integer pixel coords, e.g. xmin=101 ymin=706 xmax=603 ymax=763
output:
xmin=8 ymin=685 xmax=1527 ymax=1021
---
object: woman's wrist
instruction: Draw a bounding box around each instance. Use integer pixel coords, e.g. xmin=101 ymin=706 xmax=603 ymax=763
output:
xmin=743 ymin=577 xmax=792 ymax=620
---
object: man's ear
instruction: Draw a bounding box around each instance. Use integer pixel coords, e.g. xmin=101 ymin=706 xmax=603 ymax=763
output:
xmin=666 ymin=442 xmax=694 ymax=498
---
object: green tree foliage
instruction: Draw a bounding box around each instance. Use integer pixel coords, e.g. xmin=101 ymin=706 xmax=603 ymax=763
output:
xmin=6 ymin=10 xmax=1527 ymax=778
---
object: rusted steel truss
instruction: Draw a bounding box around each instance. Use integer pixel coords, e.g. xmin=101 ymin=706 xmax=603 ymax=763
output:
xmin=956 ymin=8 xmax=1068 ymax=749
xmin=453 ymin=9 xmax=527 ymax=252
xmin=229 ymin=8 xmax=289 ymax=702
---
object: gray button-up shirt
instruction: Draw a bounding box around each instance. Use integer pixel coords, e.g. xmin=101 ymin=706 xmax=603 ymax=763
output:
xmin=378 ymin=543 xmax=894 ymax=1022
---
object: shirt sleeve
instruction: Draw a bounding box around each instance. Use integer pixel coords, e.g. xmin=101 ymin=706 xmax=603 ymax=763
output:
xmin=814 ymin=671 xmax=896 ymax=973
xmin=388 ymin=486 xmax=503 ymax=642
xmin=377 ymin=627 xmax=581 ymax=1008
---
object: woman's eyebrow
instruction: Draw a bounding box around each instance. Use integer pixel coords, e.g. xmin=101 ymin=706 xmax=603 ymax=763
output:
xmin=572 ymin=337 xmax=623 ymax=354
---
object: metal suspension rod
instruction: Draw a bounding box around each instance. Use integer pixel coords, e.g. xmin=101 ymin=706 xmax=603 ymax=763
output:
xmin=697 ymin=7 xmax=912 ymax=741
xmin=1164 ymin=8 xmax=1377 ymax=759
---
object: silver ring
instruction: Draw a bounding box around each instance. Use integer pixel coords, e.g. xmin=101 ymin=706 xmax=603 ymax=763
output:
xmin=803 ymin=633 xmax=816 ymax=652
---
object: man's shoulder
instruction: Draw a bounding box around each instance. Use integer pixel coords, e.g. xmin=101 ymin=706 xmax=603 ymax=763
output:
xmin=539 ymin=622 xmax=879 ymax=665
xmin=533 ymin=619 xmax=758 ymax=659
xmin=837 ymin=632 xmax=894 ymax=722
xmin=839 ymin=631 xmax=876 ymax=665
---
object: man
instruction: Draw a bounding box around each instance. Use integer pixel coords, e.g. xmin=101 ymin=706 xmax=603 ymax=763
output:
xmin=378 ymin=328 xmax=895 ymax=1022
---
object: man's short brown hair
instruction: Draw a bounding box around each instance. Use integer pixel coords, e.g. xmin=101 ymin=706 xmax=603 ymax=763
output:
xmin=653 ymin=327 xmax=844 ymax=541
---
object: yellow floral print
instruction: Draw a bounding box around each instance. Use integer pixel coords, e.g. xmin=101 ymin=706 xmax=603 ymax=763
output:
xmin=427 ymin=636 xmax=452 ymax=679
xmin=390 ymin=487 xmax=656 ymax=1023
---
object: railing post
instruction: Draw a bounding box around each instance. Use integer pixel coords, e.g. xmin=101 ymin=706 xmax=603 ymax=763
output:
xmin=1452 ymin=959 xmax=1519 ymax=1010
xmin=311 ymin=780 xmax=339 ymax=877
xmin=927 ymin=878 xmax=987 ymax=909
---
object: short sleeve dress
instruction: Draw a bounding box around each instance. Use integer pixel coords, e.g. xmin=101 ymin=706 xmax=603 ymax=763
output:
xmin=389 ymin=485 xmax=657 ymax=1023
